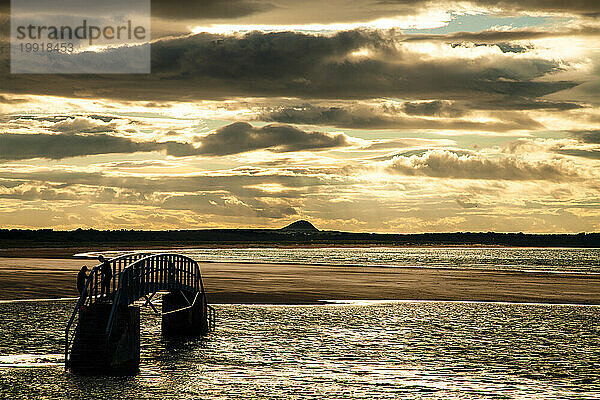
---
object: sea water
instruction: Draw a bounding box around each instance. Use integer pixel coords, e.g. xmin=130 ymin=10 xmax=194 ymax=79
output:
xmin=81 ymin=247 xmax=600 ymax=274
xmin=1 ymin=300 xmax=599 ymax=399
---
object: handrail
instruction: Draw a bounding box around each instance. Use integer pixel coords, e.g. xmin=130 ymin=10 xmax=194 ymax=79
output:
xmin=207 ymin=304 xmax=216 ymax=332
xmin=64 ymin=264 xmax=98 ymax=367
xmin=64 ymin=252 xmax=152 ymax=368
xmin=104 ymin=253 xmax=207 ymax=338
xmin=161 ymin=291 xmax=199 ymax=316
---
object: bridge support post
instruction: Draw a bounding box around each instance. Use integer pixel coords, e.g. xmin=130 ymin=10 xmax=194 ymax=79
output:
xmin=69 ymin=303 xmax=140 ymax=375
xmin=162 ymin=291 xmax=208 ymax=336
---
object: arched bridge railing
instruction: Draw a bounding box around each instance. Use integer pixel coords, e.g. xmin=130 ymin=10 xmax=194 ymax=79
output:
xmin=112 ymin=253 xmax=204 ymax=306
xmin=82 ymin=252 xmax=153 ymax=309
xmin=64 ymin=253 xmax=215 ymax=368
xmin=104 ymin=253 xmax=212 ymax=337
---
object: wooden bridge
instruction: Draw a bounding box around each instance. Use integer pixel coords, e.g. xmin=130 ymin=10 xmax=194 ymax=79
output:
xmin=65 ymin=253 xmax=216 ymax=374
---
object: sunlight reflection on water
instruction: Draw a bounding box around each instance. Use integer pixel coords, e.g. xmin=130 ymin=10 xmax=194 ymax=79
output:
xmin=78 ymin=247 xmax=600 ymax=274
xmin=0 ymin=300 xmax=599 ymax=399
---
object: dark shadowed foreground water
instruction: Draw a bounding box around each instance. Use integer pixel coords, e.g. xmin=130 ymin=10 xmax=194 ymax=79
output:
xmin=1 ymin=300 xmax=599 ymax=399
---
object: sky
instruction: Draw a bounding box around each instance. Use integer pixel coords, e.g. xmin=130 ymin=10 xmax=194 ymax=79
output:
xmin=0 ymin=0 xmax=599 ymax=233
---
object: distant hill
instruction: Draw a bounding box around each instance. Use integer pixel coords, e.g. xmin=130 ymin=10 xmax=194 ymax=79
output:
xmin=281 ymin=220 xmax=319 ymax=232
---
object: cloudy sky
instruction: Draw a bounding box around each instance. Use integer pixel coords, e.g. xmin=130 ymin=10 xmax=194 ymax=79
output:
xmin=1 ymin=0 xmax=599 ymax=232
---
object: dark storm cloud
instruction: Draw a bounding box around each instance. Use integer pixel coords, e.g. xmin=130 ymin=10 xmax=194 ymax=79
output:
xmin=472 ymin=0 xmax=600 ymax=15
xmin=0 ymin=0 xmax=267 ymax=20
xmin=8 ymin=0 xmax=596 ymax=21
xmin=550 ymin=131 xmax=600 ymax=159
xmin=259 ymin=103 xmax=541 ymax=130
xmin=0 ymin=122 xmax=350 ymax=160
xmin=151 ymin=0 xmax=270 ymax=20
xmin=570 ymin=130 xmax=600 ymax=143
xmin=1 ymin=30 xmax=577 ymax=102
xmin=150 ymin=30 xmax=378 ymax=79
xmin=0 ymin=178 xmax=24 ymax=188
xmin=261 ymin=99 xmax=583 ymax=130
xmin=100 ymin=160 xmax=175 ymax=168
xmin=261 ymin=104 xmax=397 ymax=128
xmin=403 ymin=24 xmax=600 ymax=44
xmin=401 ymin=100 xmax=463 ymax=117
xmin=195 ymin=122 xmax=351 ymax=155
xmin=468 ymin=99 xmax=584 ymax=111
xmin=148 ymin=30 xmax=573 ymax=99
xmin=378 ymin=0 xmax=600 ymax=16
xmin=555 ymin=149 xmax=600 ymax=159
xmin=494 ymin=43 xmax=532 ymax=54
xmin=0 ymin=133 xmax=167 ymax=160
xmin=404 ymin=30 xmax=551 ymax=43
xmin=385 ymin=150 xmax=580 ymax=181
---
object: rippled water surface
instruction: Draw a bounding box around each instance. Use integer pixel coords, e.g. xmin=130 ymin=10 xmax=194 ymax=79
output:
xmin=84 ymin=247 xmax=600 ymax=273
xmin=1 ymin=300 xmax=600 ymax=399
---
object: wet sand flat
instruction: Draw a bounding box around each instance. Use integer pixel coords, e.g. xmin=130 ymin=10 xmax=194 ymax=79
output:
xmin=0 ymin=257 xmax=599 ymax=304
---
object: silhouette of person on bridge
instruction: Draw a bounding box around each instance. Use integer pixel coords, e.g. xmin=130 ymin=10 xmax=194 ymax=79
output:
xmin=77 ymin=266 xmax=88 ymax=296
xmin=98 ymin=255 xmax=112 ymax=299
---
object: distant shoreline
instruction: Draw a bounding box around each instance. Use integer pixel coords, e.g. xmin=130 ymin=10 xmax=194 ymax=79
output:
xmin=1 ymin=228 xmax=600 ymax=253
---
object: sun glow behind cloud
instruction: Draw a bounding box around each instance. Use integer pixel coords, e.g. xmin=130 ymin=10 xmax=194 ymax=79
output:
xmin=2 ymin=1 xmax=600 ymax=232
xmin=191 ymin=9 xmax=455 ymax=34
